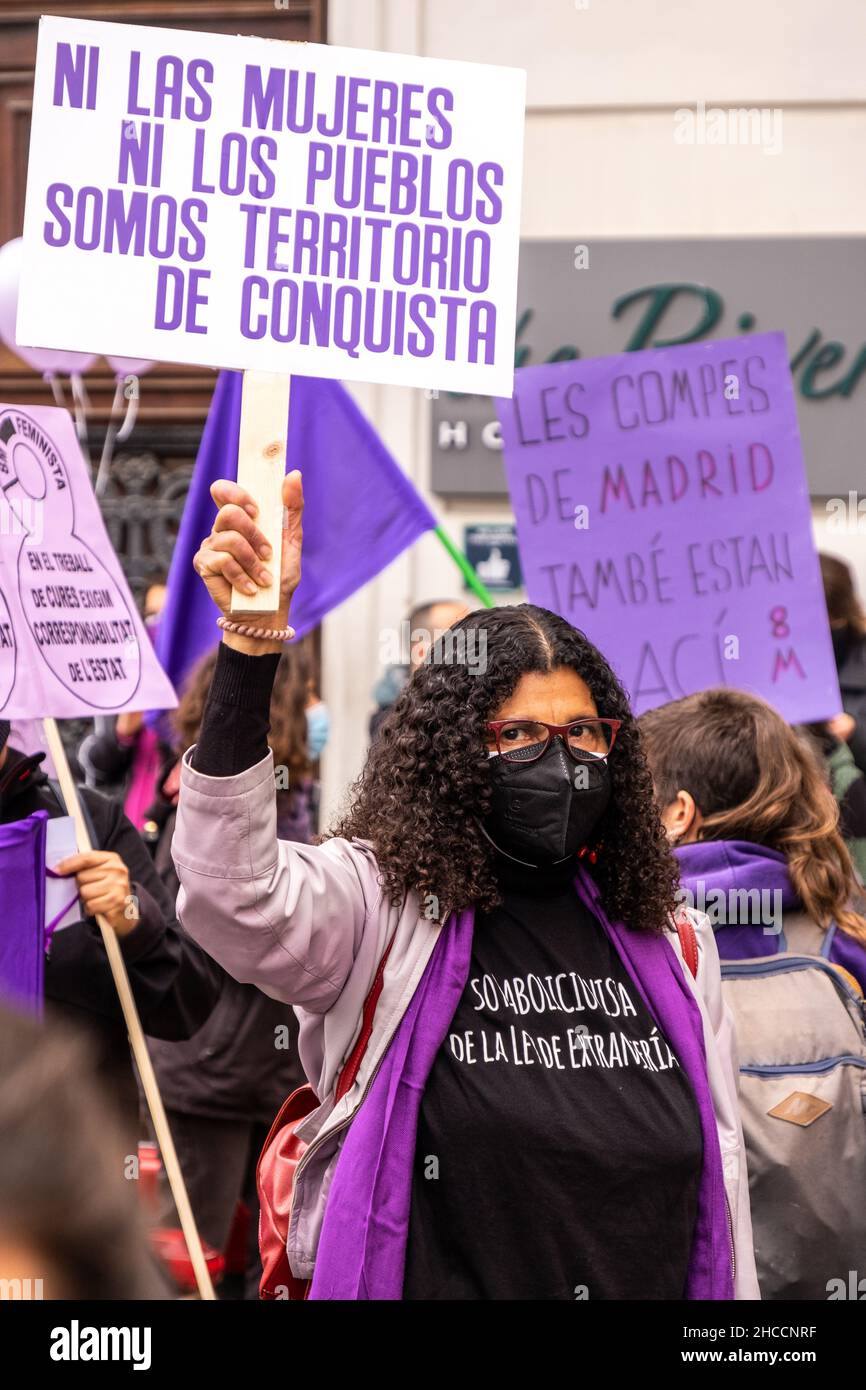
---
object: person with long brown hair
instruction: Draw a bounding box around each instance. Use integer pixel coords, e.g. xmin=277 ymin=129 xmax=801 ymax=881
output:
xmin=639 ymin=686 xmax=866 ymax=989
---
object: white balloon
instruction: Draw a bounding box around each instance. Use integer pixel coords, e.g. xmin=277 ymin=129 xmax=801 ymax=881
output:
xmin=105 ymin=356 xmax=156 ymax=377
xmin=0 ymin=238 xmax=97 ymax=375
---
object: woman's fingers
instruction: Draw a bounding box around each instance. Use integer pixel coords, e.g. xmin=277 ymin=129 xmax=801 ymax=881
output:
xmin=281 ymin=469 xmax=304 ymax=518
xmin=210 ymin=479 xmax=259 ymax=517
xmin=66 ymin=864 xmax=126 ymax=887
xmin=54 ymin=851 xmax=112 ymax=876
xmin=197 ymin=473 xmax=302 ymax=608
xmin=195 ymin=545 xmax=258 ymax=596
xmin=82 ymin=890 xmax=125 ymax=913
xmin=207 ymin=530 xmax=273 ymax=587
xmin=280 ymin=470 xmax=304 ymax=596
xmin=212 ymin=503 xmax=272 ymax=560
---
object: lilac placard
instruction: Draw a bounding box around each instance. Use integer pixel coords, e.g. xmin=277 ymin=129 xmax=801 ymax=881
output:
xmin=0 ymin=403 xmax=177 ymax=719
xmin=495 ymin=332 xmax=841 ymax=723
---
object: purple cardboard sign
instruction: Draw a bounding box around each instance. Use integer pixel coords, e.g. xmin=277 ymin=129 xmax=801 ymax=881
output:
xmin=495 ymin=332 xmax=841 ymax=722
xmin=0 ymin=404 xmax=177 ymax=719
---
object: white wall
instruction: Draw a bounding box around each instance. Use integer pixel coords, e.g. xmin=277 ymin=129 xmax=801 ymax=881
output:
xmin=320 ymin=0 xmax=866 ymax=821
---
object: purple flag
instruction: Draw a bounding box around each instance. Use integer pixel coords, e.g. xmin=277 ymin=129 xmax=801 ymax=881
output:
xmin=157 ymin=373 xmax=438 ymax=691
xmin=0 ymin=811 xmax=48 ymax=1013
xmin=495 ymin=332 xmax=841 ymax=724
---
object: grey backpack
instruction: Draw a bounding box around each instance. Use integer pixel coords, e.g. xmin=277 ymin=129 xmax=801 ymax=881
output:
xmin=719 ymin=914 xmax=866 ymax=1300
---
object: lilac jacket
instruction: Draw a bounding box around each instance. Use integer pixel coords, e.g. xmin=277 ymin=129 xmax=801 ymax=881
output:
xmin=172 ymin=749 xmax=760 ymax=1299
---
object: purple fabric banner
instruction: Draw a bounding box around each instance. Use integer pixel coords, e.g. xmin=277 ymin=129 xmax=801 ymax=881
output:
xmin=0 ymin=810 xmax=48 ymax=1013
xmin=157 ymin=371 xmax=438 ymax=693
xmin=309 ymin=908 xmax=475 ymax=1301
xmin=495 ymin=332 xmax=841 ymax=722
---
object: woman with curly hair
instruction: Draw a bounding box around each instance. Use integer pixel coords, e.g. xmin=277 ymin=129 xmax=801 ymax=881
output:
xmin=171 ymin=473 xmax=758 ymax=1301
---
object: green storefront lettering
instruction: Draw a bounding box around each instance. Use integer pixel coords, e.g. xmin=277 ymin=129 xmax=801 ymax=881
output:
xmin=446 ymin=284 xmax=866 ymax=402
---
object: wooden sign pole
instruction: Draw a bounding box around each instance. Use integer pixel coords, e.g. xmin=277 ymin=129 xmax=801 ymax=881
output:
xmin=41 ymin=717 xmax=216 ymax=1302
xmin=231 ymin=371 xmax=292 ymax=616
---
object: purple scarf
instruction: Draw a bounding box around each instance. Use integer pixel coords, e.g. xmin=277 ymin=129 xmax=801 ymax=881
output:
xmin=309 ymin=907 xmax=474 ymax=1299
xmin=575 ymin=869 xmax=733 ymax=1300
xmin=310 ymin=872 xmax=733 ymax=1300
xmin=0 ymin=811 xmax=48 ymax=1013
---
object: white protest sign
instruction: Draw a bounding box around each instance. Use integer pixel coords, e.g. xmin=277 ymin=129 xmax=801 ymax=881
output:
xmin=17 ymin=17 xmax=526 ymax=395
xmin=0 ymin=403 xmax=177 ymax=719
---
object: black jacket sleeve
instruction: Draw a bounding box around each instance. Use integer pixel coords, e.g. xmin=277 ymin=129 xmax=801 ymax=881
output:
xmin=192 ymin=641 xmax=281 ymax=776
xmin=43 ymin=787 xmax=224 ymax=1041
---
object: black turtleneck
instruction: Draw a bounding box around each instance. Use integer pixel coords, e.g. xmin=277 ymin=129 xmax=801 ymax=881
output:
xmin=191 ymin=642 xmax=281 ymax=777
xmin=487 ymin=844 xmax=586 ymax=896
xmin=403 ymin=850 xmax=704 ymax=1301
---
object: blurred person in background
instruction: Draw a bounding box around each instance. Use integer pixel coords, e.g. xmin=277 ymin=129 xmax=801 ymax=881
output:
xmin=0 ymin=1005 xmax=164 ymax=1299
xmin=369 ymin=597 xmax=469 ymax=739
xmin=79 ymin=580 xmax=171 ymax=829
xmin=143 ymin=641 xmax=316 ymax=1298
xmin=820 ymin=553 xmax=866 ymax=776
xmin=0 ymin=718 xmax=223 ymax=1138
xmin=800 ymin=719 xmax=866 ymax=883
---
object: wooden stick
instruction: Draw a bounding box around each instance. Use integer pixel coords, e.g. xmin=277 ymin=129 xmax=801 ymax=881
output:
xmin=231 ymin=370 xmax=291 ymax=615
xmin=42 ymin=717 xmax=216 ymax=1301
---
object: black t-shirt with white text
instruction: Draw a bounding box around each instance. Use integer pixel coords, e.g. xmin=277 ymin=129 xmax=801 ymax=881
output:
xmin=403 ymin=863 xmax=703 ymax=1300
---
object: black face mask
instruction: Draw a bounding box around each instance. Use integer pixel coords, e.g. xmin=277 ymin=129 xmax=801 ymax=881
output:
xmin=483 ymin=737 xmax=612 ymax=867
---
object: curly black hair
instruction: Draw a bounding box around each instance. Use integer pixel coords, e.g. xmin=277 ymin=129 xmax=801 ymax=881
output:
xmin=328 ymin=604 xmax=679 ymax=934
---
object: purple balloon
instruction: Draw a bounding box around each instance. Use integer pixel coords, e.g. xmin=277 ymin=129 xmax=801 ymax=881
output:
xmin=105 ymin=355 xmax=155 ymax=377
xmin=0 ymin=238 xmax=96 ymax=375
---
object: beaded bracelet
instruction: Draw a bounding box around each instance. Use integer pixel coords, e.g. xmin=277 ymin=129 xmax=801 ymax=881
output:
xmin=217 ymin=616 xmax=295 ymax=642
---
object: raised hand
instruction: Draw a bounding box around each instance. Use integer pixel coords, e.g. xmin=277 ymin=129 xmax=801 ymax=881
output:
xmin=193 ymin=470 xmax=304 ymax=653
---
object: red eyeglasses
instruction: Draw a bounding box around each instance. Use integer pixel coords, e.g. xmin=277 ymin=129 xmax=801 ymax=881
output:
xmin=485 ymin=717 xmax=622 ymax=764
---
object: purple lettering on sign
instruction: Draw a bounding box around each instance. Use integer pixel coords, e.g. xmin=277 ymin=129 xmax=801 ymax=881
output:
xmin=23 ymin=19 xmax=524 ymax=394
xmin=495 ymin=333 xmax=841 ymax=723
xmin=0 ymin=406 xmax=176 ymax=718
xmin=52 ymin=42 xmax=99 ymax=110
